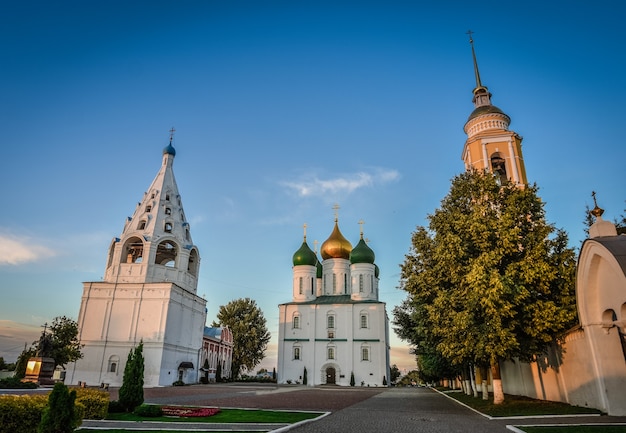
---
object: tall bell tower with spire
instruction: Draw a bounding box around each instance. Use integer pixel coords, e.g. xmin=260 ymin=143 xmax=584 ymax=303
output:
xmin=462 ymin=32 xmax=528 ymax=187
xmin=67 ymin=131 xmax=207 ymax=387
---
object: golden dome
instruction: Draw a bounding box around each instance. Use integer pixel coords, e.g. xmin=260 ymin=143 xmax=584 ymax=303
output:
xmin=320 ymin=221 xmax=352 ymax=260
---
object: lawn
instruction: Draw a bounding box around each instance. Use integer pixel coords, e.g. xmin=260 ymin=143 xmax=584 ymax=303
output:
xmin=106 ymin=407 xmax=322 ymax=423
xmin=445 ymin=392 xmax=602 ymax=417
xmin=519 ymin=426 xmax=626 ymax=433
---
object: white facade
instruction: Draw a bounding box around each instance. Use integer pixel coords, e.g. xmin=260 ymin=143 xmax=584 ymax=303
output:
xmin=67 ymin=138 xmax=207 ymax=387
xmin=278 ymin=220 xmax=390 ymax=386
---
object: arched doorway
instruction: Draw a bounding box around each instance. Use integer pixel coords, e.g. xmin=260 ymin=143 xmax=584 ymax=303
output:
xmin=326 ymin=367 xmax=336 ymax=385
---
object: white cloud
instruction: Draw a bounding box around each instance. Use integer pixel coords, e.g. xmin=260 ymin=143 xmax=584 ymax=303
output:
xmin=0 ymin=235 xmax=56 ymax=265
xmin=283 ymin=168 xmax=400 ymax=197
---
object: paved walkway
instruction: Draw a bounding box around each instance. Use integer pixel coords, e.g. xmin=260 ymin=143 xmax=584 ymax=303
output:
xmin=76 ymin=385 xmax=626 ymax=432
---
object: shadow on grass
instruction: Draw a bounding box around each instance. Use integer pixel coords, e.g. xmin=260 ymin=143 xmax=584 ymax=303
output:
xmin=519 ymin=426 xmax=626 ymax=433
xmin=444 ymin=391 xmax=602 ymax=417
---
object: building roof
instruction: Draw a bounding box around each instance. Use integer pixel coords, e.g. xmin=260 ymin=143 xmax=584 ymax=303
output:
xmin=280 ymin=294 xmax=383 ymax=306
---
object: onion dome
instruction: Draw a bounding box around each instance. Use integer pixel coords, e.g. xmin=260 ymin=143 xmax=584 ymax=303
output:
xmin=321 ymin=221 xmax=352 ymax=260
xmin=316 ymin=260 xmax=322 ymax=278
xmin=350 ymin=235 xmax=375 ymax=264
xmin=292 ymin=240 xmax=317 ymax=266
xmin=163 ymin=143 xmax=176 ymax=156
xmin=375 ymin=264 xmax=380 ymax=278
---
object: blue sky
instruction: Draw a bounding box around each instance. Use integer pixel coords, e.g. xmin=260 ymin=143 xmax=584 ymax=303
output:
xmin=1 ymin=1 xmax=625 ymax=373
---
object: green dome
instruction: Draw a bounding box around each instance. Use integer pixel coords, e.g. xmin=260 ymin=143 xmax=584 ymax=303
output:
xmin=375 ymin=264 xmax=380 ymax=278
xmin=293 ymin=241 xmax=317 ymax=266
xmin=467 ymin=104 xmax=508 ymax=122
xmin=316 ymin=260 xmax=323 ymax=278
xmin=350 ymin=237 xmax=375 ymax=264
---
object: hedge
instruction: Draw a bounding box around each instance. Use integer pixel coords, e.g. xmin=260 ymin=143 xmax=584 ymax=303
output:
xmin=0 ymin=387 xmax=109 ymax=433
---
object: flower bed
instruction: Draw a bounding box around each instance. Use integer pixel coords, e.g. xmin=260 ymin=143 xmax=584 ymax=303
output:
xmin=161 ymin=406 xmax=220 ymax=417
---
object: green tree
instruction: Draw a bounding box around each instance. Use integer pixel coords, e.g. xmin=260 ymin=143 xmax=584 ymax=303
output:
xmin=38 ymin=382 xmax=78 ymax=433
xmin=394 ymin=170 xmax=577 ymax=404
xmin=30 ymin=317 xmax=83 ymax=369
xmin=213 ymin=298 xmax=270 ymax=378
xmin=14 ymin=347 xmax=37 ymax=379
xmin=389 ymin=364 xmax=401 ymax=384
xmin=118 ymin=342 xmax=144 ymax=412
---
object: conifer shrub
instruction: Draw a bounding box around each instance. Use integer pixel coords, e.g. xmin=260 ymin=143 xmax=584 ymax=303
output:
xmin=350 ymin=372 xmax=355 ymax=387
xmin=0 ymin=394 xmax=47 ymax=433
xmin=0 ymin=376 xmax=38 ymax=389
xmin=303 ymin=367 xmax=307 ymax=385
xmin=118 ymin=342 xmax=144 ymax=412
xmin=38 ymin=382 xmax=80 ymax=433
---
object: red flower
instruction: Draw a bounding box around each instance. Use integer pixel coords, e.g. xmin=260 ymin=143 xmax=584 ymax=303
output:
xmin=161 ymin=406 xmax=220 ymax=417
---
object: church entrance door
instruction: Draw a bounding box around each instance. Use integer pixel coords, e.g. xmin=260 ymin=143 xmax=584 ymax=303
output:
xmin=326 ymin=367 xmax=336 ymax=384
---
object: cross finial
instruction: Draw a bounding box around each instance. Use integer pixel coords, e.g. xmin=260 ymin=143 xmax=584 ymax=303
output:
xmin=358 ymin=219 xmax=365 ymax=238
xmin=466 ymin=29 xmax=474 ymax=43
xmin=313 ymin=239 xmax=319 ymax=254
xmin=303 ymin=223 xmax=307 ymax=241
xmin=332 ymin=203 xmax=340 ymax=222
xmin=169 ymin=127 xmax=176 ymax=144
xmin=590 ymin=191 xmax=605 ymax=219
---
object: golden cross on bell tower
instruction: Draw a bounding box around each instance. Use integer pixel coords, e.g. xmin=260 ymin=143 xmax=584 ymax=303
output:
xmin=332 ymin=203 xmax=340 ymax=222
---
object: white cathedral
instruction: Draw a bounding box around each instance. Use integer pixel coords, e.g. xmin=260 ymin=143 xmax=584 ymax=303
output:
xmin=277 ymin=218 xmax=391 ymax=386
xmin=66 ymin=137 xmax=208 ymax=387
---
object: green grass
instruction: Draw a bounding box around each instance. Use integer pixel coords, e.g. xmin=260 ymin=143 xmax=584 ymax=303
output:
xmin=520 ymin=426 xmax=626 ymax=433
xmin=106 ymin=407 xmax=322 ymax=423
xmin=445 ymin=392 xmax=602 ymax=417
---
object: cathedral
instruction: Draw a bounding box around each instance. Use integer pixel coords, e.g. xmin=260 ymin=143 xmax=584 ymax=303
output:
xmin=277 ymin=216 xmax=390 ymax=386
xmin=66 ymin=135 xmax=209 ymax=387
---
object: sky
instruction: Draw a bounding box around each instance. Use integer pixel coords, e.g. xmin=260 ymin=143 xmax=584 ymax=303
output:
xmin=1 ymin=1 xmax=625 ymax=374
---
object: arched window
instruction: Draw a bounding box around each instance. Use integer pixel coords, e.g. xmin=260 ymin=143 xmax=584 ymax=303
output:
xmin=293 ymin=346 xmax=301 ymax=360
xmin=164 ymin=222 xmax=173 ymax=233
xmin=327 ymin=314 xmax=335 ymax=329
xmin=361 ymin=345 xmax=370 ymax=361
xmin=360 ymin=313 xmax=368 ymax=329
xmin=165 ymin=207 xmax=172 ymax=215
xmin=332 ymin=274 xmax=336 ymax=293
xmin=359 ymin=275 xmax=364 ymax=292
xmin=108 ymin=355 xmax=120 ymax=373
xmin=344 ymin=274 xmax=348 ymax=293
xmin=293 ymin=314 xmax=300 ymax=329
xmin=138 ymin=220 xmax=147 ymax=230
xmin=299 ymin=277 xmax=303 ymax=295
xmin=327 ymin=345 xmax=335 ymax=360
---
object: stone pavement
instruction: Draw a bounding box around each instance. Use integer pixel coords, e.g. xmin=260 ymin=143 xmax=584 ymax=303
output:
xmin=12 ymin=384 xmax=626 ymax=432
xmin=289 ymin=387 xmax=626 ymax=433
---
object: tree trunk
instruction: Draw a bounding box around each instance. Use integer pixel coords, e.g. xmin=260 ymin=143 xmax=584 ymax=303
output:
xmin=491 ymin=360 xmax=505 ymax=404
xmin=480 ymin=366 xmax=489 ymax=400
xmin=470 ymin=365 xmax=478 ymax=398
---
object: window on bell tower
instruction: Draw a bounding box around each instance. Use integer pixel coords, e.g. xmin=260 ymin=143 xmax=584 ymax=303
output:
xmin=490 ymin=153 xmax=507 ymax=184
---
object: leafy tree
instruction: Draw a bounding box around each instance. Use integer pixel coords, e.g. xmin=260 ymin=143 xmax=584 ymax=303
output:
xmin=30 ymin=317 xmax=83 ymax=369
xmin=14 ymin=347 xmax=36 ymax=379
xmin=394 ymin=170 xmax=577 ymax=404
xmin=213 ymin=298 xmax=270 ymax=378
xmin=389 ymin=364 xmax=401 ymax=384
xmin=118 ymin=342 xmax=144 ymax=412
xmin=38 ymin=382 xmax=78 ymax=433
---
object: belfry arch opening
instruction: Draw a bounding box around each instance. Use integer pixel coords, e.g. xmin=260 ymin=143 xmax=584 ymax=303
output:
xmin=490 ymin=152 xmax=507 ymax=184
xmin=187 ymin=248 xmax=199 ymax=276
xmin=155 ymin=240 xmax=178 ymax=267
xmin=122 ymin=237 xmax=144 ymax=264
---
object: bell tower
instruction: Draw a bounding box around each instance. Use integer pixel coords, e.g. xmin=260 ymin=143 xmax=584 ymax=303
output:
xmin=461 ymin=32 xmax=528 ymax=187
